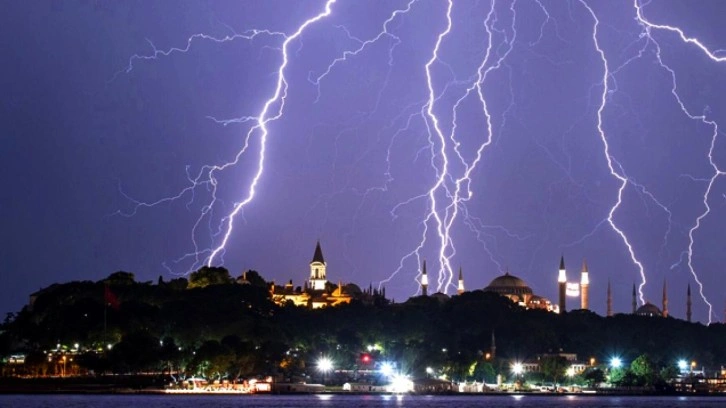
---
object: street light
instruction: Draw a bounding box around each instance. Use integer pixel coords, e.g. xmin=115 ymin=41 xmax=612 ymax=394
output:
xmin=566 ymin=366 xmax=575 ymax=384
xmin=609 ymin=357 xmax=622 ymax=369
xmin=678 ymin=359 xmax=688 ymax=372
xmin=317 ymin=357 xmax=333 ymax=386
xmin=380 ymin=362 xmax=394 ymax=377
xmin=511 ymin=362 xmax=524 ymax=388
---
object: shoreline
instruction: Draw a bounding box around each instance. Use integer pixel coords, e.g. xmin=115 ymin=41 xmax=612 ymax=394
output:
xmin=0 ymin=387 xmax=720 ymax=397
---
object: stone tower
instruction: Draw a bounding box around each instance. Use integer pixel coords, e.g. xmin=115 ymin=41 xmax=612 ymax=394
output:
xmin=687 ymin=284 xmax=692 ymax=322
xmin=606 ymin=279 xmax=613 ymax=317
xmin=421 ymin=260 xmax=428 ymax=297
xmin=558 ymin=256 xmax=567 ymax=313
xmin=309 ymin=241 xmax=327 ymax=291
xmin=457 ymin=267 xmax=465 ymax=295
xmin=662 ymin=279 xmax=668 ymax=318
xmin=580 ymin=259 xmax=589 ymax=310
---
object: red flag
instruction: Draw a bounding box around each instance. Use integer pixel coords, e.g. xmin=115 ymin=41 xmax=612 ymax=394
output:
xmin=104 ymin=285 xmax=120 ymax=310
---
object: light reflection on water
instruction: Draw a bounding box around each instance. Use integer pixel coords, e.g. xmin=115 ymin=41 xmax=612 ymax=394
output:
xmin=1 ymin=394 xmax=726 ymax=408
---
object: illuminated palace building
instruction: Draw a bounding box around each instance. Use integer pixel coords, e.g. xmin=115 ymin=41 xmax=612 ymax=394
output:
xmin=270 ymin=242 xmax=385 ymax=309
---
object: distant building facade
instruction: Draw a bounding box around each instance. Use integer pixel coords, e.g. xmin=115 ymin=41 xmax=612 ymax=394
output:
xmin=270 ymin=241 xmax=386 ymax=309
xmin=483 ymin=271 xmax=555 ymax=312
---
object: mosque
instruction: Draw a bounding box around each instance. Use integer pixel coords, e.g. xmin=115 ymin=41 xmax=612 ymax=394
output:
xmin=418 ymin=254 xmax=695 ymax=321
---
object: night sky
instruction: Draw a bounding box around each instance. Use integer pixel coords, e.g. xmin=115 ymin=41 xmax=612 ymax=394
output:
xmin=3 ymin=1 xmax=726 ymax=324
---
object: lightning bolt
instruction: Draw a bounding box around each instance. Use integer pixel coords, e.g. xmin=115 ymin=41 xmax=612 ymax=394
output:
xmin=386 ymin=0 xmax=456 ymax=296
xmin=112 ymin=1 xmax=725 ymax=321
xmin=308 ymin=0 xmax=418 ymax=103
xmin=580 ymin=0 xmax=649 ymax=306
xmin=205 ymin=1 xmax=339 ymax=267
xmin=437 ymin=0 xmax=518 ymax=292
xmin=111 ymin=30 xmax=286 ymax=83
xmin=634 ymin=0 xmax=723 ymax=323
xmin=115 ymin=1 xmax=339 ymax=272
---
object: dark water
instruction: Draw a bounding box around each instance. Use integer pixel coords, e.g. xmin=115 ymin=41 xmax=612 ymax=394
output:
xmin=1 ymin=394 xmax=725 ymax=408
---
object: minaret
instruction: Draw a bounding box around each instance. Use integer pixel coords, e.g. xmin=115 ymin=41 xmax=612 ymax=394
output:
xmin=457 ymin=267 xmax=465 ymax=295
xmin=580 ymin=259 xmax=589 ymax=310
xmin=662 ymin=279 xmax=668 ymax=318
xmin=632 ymin=283 xmax=637 ymax=314
xmin=687 ymin=284 xmax=692 ymax=322
xmin=309 ymin=241 xmax=327 ymax=291
xmin=558 ymin=256 xmax=567 ymax=313
xmin=606 ymin=279 xmax=613 ymax=317
xmin=421 ymin=260 xmax=428 ymax=296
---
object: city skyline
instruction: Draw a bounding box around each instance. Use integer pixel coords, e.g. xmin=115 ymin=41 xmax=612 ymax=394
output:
xmin=3 ymin=1 xmax=726 ymax=323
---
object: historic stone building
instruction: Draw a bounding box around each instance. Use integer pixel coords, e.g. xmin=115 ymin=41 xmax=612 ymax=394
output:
xmin=270 ymin=241 xmax=386 ymax=309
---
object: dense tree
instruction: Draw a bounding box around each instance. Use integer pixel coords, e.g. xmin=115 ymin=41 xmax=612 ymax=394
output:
xmin=105 ymin=271 xmax=135 ymax=285
xmin=4 ymin=272 xmax=726 ymax=386
xmin=188 ymin=267 xmax=233 ymax=288
xmin=540 ymin=355 xmax=568 ymax=385
xmin=109 ymin=331 xmax=160 ymax=373
xmin=583 ymin=367 xmax=605 ymax=387
xmin=239 ymin=270 xmax=268 ymax=288
xmin=630 ymin=354 xmax=656 ymax=386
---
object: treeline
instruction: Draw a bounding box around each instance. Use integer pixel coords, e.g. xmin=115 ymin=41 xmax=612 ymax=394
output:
xmin=1 ymin=267 xmax=724 ymax=384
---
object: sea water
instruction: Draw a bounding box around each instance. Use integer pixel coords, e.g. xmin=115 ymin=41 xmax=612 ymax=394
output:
xmin=1 ymin=394 xmax=725 ymax=408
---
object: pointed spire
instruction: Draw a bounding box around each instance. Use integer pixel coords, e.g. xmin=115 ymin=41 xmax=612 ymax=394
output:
xmin=607 ymin=279 xmax=613 ymax=317
xmin=421 ymin=260 xmax=428 ymax=296
xmin=580 ymin=258 xmax=589 ymax=310
xmin=687 ymin=283 xmax=692 ymax=322
xmin=312 ymin=240 xmax=325 ymax=264
xmin=662 ymin=278 xmax=668 ymax=318
xmin=457 ymin=266 xmax=465 ymax=295
xmin=632 ymin=283 xmax=637 ymax=314
xmin=558 ymin=256 xmax=567 ymax=313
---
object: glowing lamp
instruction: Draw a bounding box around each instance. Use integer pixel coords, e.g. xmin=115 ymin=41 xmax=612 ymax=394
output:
xmin=380 ymin=362 xmax=394 ymax=377
xmin=317 ymin=357 xmax=333 ymax=373
xmin=610 ymin=357 xmax=622 ymax=369
xmin=678 ymin=360 xmax=688 ymax=371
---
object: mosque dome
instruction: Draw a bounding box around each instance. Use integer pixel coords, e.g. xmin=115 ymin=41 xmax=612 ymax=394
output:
xmin=635 ymin=302 xmax=663 ymax=317
xmin=484 ymin=272 xmax=533 ymax=296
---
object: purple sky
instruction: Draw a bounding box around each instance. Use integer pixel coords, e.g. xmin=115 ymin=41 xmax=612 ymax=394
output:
xmin=3 ymin=0 xmax=726 ymax=323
